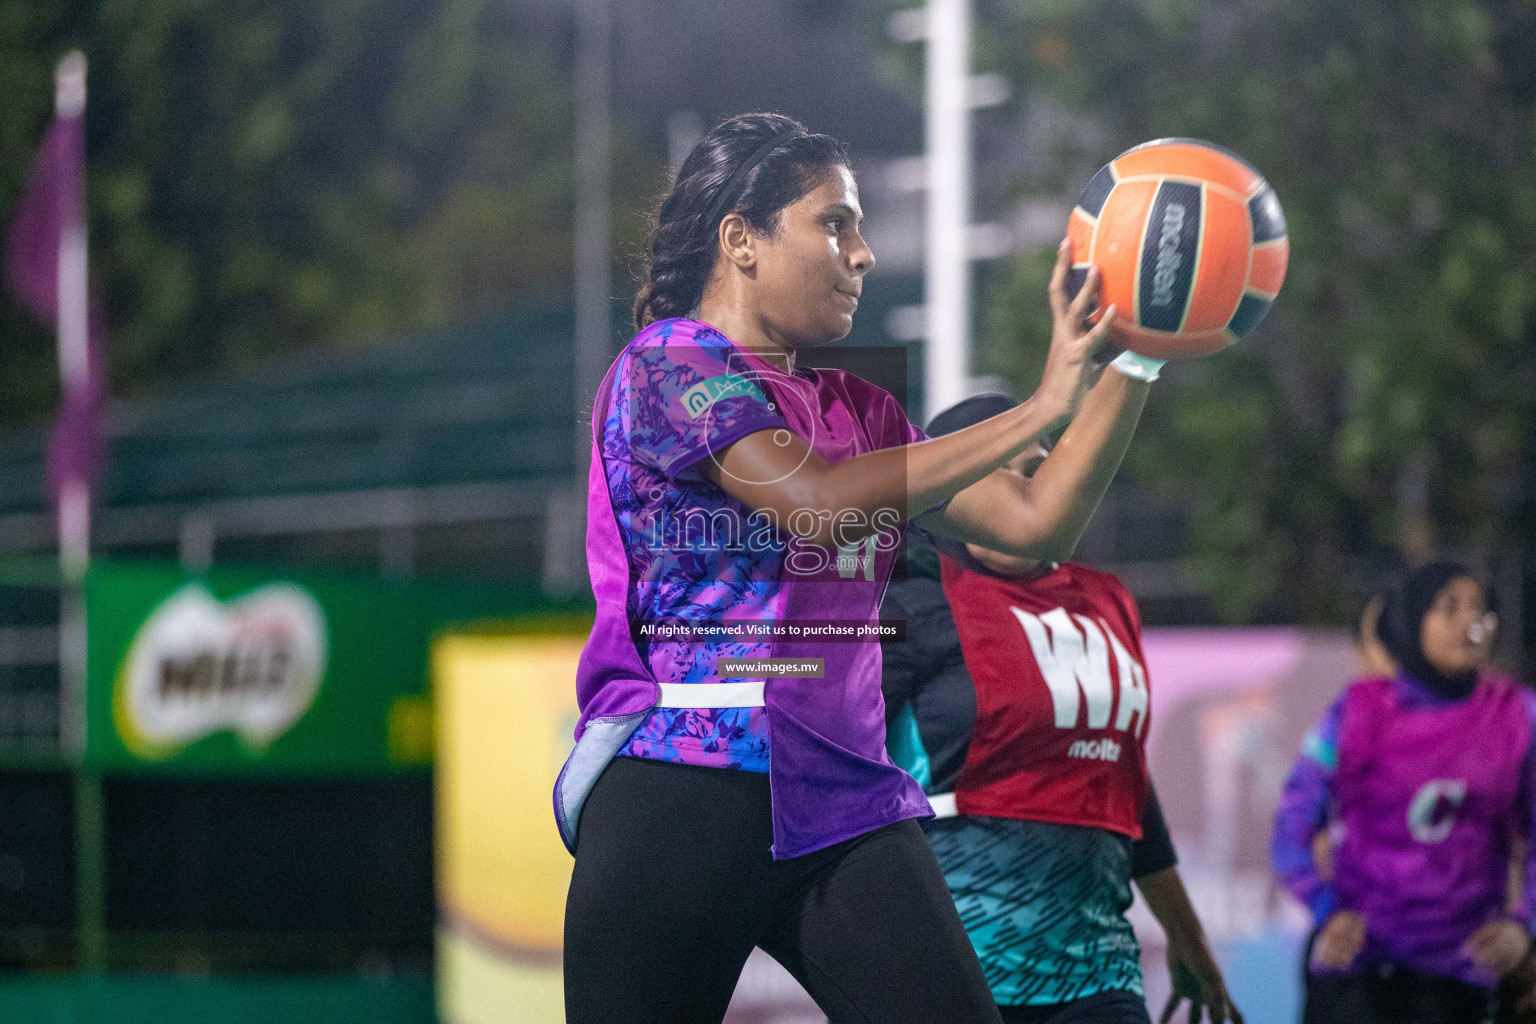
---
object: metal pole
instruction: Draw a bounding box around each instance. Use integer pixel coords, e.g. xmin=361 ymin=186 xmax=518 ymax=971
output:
xmin=74 ymin=767 xmax=105 ymax=973
xmin=56 ymin=49 xmax=91 ymax=588
xmin=53 ymin=50 xmax=91 ymax=760
xmin=52 ymin=50 xmax=106 ymax=976
xmin=924 ymin=0 xmax=971 ymax=419
xmin=573 ymin=0 xmax=612 ymax=481
xmin=546 ymin=0 xmax=612 ymax=596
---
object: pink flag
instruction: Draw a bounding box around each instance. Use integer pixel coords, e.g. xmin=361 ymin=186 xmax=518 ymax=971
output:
xmin=3 ymin=52 xmax=103 ymax=553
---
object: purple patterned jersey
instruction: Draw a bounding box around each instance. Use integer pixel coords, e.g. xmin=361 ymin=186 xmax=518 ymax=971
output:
xmin=601 ymin=319 xmax=789 ymax=769
xmin=565 ymin=316 xmax=933 ymax=858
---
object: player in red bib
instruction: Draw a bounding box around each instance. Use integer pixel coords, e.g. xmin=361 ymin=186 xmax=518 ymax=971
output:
xmin=883 ymin=392 xmax=1239 ymax=1024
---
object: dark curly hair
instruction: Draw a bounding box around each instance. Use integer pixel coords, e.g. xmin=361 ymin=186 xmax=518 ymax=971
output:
xmin=632 ymin=113 xmax=851 ymax=331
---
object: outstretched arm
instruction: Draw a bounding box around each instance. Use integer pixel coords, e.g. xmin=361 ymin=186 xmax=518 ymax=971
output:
xmin=702 ymin=239 xmax=1119 ymax=548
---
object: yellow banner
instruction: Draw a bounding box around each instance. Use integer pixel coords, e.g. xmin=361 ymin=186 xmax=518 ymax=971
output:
xmin=435 ymin=633 xmax=584 ymax=1024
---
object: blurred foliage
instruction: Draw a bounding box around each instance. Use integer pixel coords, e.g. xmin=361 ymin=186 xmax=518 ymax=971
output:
xmin=1 ymin=0 xmax=659 ymax=421
xmin=961 ymin=0 xmax=1536 ymax=622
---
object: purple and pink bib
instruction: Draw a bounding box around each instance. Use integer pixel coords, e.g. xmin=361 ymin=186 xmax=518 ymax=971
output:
xmin=1332 ymin=674 xmax=1531 ymax=983
xmin=555 ymin=318 xmax=931 ymax=859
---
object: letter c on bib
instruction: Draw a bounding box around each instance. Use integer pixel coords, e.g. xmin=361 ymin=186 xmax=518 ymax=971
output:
xmin=1407 ymin=779 xmax=1467 ymax=844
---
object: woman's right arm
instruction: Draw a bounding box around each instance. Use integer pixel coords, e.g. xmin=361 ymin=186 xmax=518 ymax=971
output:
xmin=702 ymin=239 xmax=1117 ymax=547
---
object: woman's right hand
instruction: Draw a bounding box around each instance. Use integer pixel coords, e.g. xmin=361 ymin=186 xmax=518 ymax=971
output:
xmin=1312 ymin=910 xmax=1367 ymax=971
xmin=1032 ymin=238 xmax=1119 ymax=430
xmin=1464 ymin=919 xmax=1532 ymax=977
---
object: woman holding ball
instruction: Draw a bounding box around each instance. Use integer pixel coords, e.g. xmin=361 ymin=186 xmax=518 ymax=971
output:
xmin=1273 ymin=562 xmax=1536 ymax=1024
xmin=557 ymin=112 xmax=1162 ymax=1024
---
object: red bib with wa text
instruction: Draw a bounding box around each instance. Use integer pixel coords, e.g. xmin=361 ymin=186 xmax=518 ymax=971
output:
xmin=940 ymin=557 xmax=1151 ymax=838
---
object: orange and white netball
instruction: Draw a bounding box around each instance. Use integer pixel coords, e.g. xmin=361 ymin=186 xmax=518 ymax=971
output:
xmin=1067 ymin=138 xmax=1289 ymax=359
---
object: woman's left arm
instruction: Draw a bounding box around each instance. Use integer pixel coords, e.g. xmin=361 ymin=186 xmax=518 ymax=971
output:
xmin=923 ymin=366 xmax=1150 ymax=561
xmin=1137 ymin=867 xmax=1243 ymax=1024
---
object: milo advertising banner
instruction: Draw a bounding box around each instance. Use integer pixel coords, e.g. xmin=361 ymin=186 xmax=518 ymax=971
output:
xmin=85 ymin=560 xmax=548 ymax=775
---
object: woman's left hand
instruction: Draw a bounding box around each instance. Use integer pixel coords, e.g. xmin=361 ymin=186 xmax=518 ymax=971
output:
xmin=1464 ymin=919 xmax=1533 ymax=977
xmin=1162 ymin=939 xmax=1244 ymax=1024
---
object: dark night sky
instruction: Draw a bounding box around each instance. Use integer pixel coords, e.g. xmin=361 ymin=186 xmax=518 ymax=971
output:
xmin=508 ymin=0 xmax=926 ymax=159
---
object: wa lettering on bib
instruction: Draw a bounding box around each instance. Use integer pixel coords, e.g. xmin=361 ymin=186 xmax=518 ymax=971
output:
xmin=940 ymin=558 xmax=1152 ymax=838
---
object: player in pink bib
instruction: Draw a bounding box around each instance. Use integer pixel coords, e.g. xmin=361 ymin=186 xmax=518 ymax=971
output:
xmin=1273 ymin=562 xmax=1536 ymax=1024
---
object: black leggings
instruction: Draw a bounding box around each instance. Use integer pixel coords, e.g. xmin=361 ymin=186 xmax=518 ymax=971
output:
xmin=1304 ymin=968 xmax=1492 ymax=1024
xmin=564 ymin=756 xmax=1002 ymax=1024
xmin=997 ymin=990 xmax=1152 ymax=1024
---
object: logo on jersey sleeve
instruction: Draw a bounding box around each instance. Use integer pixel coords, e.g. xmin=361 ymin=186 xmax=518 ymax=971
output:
xmin=680 ymin=373 xmax=762 ymax=418
xmin=1407 ymin=779 xmax=1467 ymax=844
xmin=1010 ymin=606 xmax=1148 ymax=738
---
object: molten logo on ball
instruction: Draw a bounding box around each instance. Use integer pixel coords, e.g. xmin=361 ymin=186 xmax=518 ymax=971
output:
xmin=1149 ymin=202 xmax=1188 ymax=309
xmin=1068 ymin=138 xmax=1289 ymax=358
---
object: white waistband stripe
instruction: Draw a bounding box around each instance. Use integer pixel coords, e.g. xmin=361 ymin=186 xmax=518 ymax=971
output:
xmin=656 ymin=681 xmax=766 ymax=708
xmin=928 ymin=792 xmax=958 ymax=818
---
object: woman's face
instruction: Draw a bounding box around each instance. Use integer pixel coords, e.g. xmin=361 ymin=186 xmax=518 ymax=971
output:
xmin=750 ymin=165 xmax=874 ymax=346
xmin=1420 ymin=576 xmax=1494 ymax=677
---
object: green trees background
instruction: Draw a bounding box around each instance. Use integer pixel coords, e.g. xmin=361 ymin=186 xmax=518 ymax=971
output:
xmin=1 ymin=0 xmax=655 ymax=421
xmin=966 ymin=0 xmax=1536 ymax=623
xmin=4 ymin=0 xmax=1533 ymax=629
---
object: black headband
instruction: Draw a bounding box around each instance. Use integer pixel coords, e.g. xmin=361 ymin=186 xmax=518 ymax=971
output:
xmin=699 ymin=128 xmax=803 ymax=230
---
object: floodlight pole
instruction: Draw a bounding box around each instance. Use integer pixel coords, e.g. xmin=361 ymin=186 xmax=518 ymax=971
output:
xmin=50 ymin=50 xmax=107 ymax=977
xmin=573 ymin=0 xmax=612 ymax=484
xmin=53 ymin=51 xmax=91 ymax=741
xmin=924 ymin=0 xmax=971 ymax=418
xmin=547 ymin=0 xmax=612 ymax=595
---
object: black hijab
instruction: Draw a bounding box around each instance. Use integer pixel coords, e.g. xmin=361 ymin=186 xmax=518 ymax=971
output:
xmin=1377 ymin=560 xmax=1480 ymax=698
